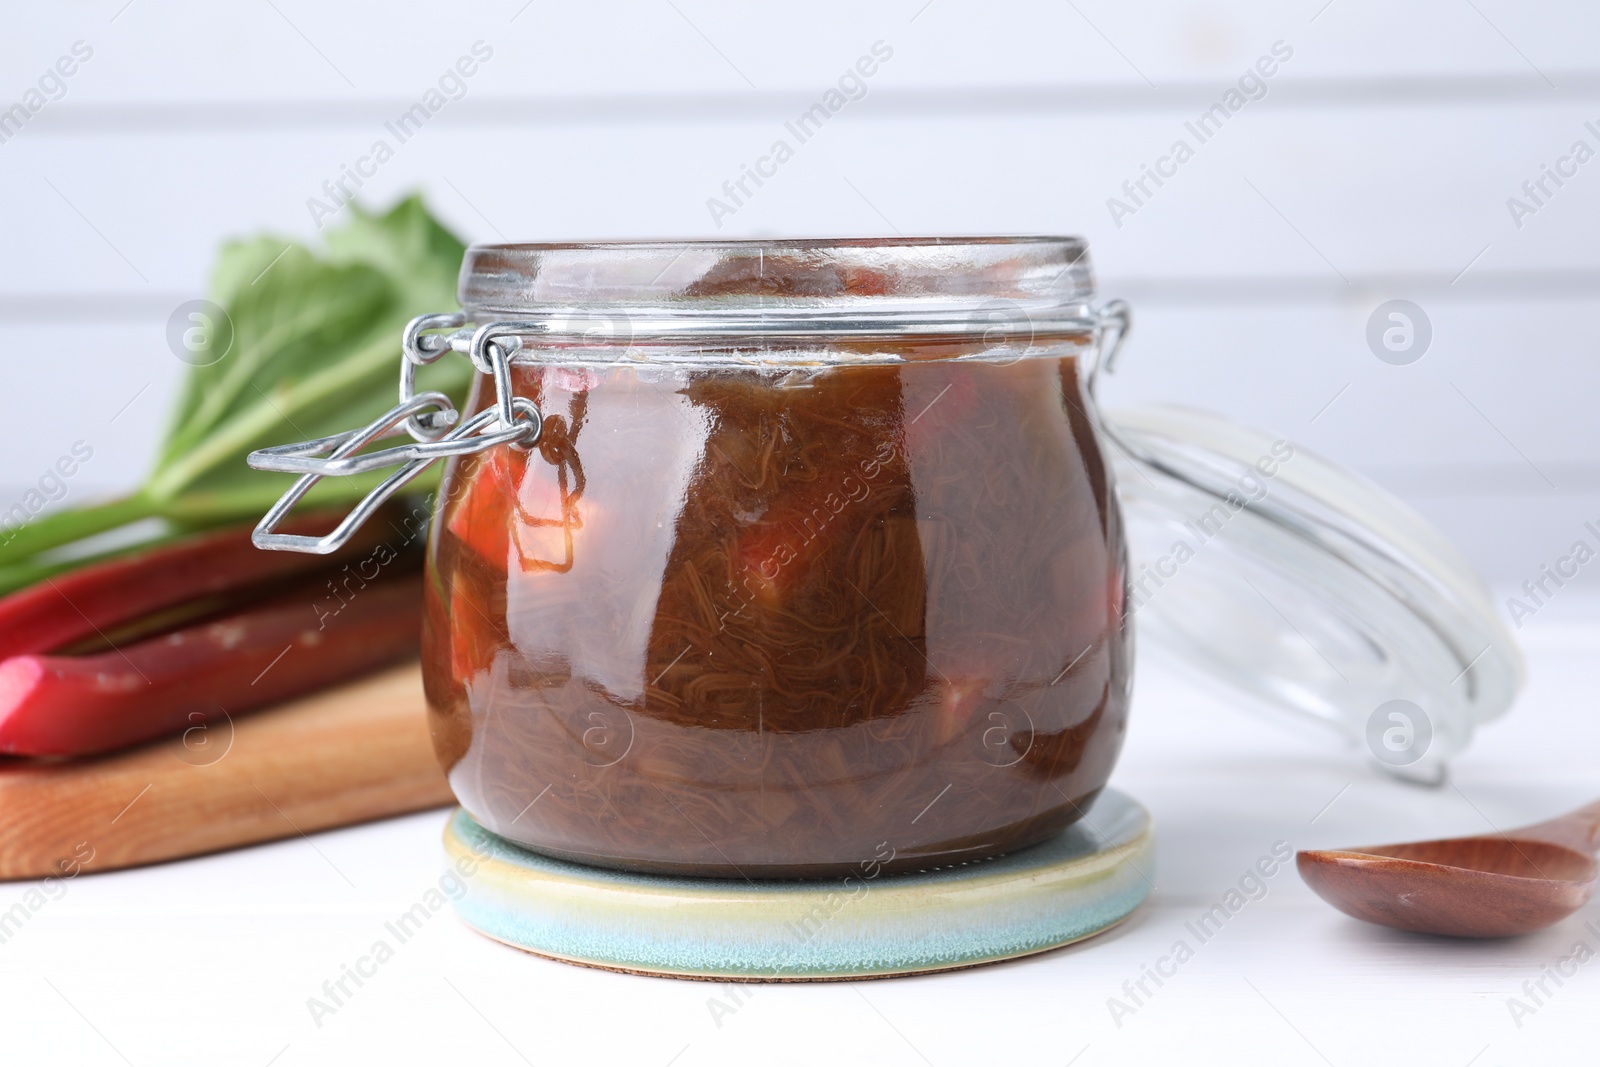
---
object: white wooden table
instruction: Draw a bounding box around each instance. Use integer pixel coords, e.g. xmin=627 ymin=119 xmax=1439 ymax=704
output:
xmin=2 ymin=589 xmax=1594 ymax=1067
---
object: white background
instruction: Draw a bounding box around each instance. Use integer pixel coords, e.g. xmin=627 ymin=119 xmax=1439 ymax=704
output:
xmin=3 ymin=0 xmax=1599 ymax=582
xmin=2 ymin=2 xmax=1599 ymax=1064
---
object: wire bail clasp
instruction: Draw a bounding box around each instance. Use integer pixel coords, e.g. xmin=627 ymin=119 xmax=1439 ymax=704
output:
xmin=247 ymin=314 xmax=542 ymax=554
xmin=1085 ymin=299 xmax=1132 ymax=401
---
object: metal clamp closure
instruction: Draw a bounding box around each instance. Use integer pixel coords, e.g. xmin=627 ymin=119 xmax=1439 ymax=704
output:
xmin=248 ymin=313 xmax=543 ymax=554
xmin=1086 ymin=299 xmax=1132 ymax=401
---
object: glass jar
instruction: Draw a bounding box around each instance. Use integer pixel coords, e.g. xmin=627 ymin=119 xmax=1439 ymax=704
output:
xmin=248 ymin=234 xmax=1523 ymax=874
xmin=421 ymin=238 xmax=1128 ymax=877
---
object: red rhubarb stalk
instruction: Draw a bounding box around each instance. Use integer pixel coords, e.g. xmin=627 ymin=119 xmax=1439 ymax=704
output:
xmin=0 ymin=511 xmax=417 ymax=661
xmin=0 ymin=574 xmax=423 ymax=758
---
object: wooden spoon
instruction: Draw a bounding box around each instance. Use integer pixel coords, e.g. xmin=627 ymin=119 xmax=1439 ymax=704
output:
xmin=1297 ymin=802 xmax=1600 ymax=938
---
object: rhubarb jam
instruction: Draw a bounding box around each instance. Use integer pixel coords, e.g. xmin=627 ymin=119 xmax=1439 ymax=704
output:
xmin=421 ymin=343 xmax=1130 ymax=878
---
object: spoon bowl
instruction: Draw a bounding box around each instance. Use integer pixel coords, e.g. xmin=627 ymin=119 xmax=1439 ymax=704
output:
xmin=1298 ymin=802 xmax=1600 ymax=938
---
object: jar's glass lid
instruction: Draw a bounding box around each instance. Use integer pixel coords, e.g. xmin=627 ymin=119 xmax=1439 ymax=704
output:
xmin=1104 ymin=403 xmax=1524 ymax=783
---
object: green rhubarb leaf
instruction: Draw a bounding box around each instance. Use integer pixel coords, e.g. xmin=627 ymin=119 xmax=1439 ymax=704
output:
xmin=324 ymin=195 xmax=467 ymax=308
xmin=0 ymin=194 xmax=475 ymax=579
xmin=157 ymin=253 xmax=394 ymax=471
xmin=148 ymin=196 xmax=472 ymax=501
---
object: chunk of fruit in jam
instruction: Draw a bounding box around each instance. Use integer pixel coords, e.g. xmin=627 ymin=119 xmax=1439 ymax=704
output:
xmin=446 ymin=447 xmax=584 ymax=574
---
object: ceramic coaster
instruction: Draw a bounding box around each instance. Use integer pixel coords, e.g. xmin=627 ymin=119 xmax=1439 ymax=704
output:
xmin=443 ymin=788 xmax=1153 ymax=980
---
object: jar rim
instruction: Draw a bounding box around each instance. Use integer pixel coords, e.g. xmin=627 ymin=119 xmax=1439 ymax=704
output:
xmin=469 ymin=234 xmax=1081 ymax=252
xmin=457 ymin=236 xmax=1098 ymax=338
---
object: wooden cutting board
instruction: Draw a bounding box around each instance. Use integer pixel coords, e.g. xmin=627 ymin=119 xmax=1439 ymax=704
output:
xmin=0 ymin=661 xmax=455 ymax=881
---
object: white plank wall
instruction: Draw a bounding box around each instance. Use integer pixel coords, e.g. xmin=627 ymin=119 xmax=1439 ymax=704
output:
xmin=2 ymin=0 xmax=1597 ymax=582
